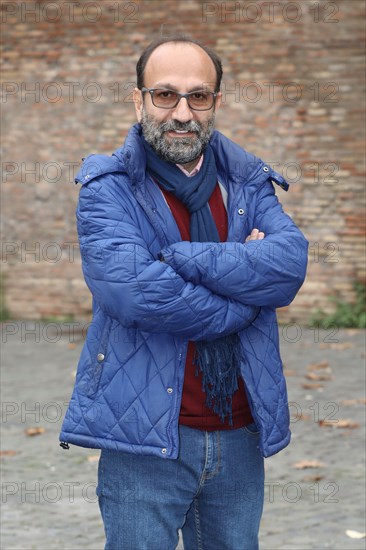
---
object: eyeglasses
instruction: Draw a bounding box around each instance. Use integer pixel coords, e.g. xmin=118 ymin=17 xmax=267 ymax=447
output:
xmin=140 ymin=87 xmax=218 ymax=111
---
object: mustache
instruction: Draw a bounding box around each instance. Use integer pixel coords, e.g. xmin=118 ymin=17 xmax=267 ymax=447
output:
xmin=159 ymin=120 xmax=201 ymax=133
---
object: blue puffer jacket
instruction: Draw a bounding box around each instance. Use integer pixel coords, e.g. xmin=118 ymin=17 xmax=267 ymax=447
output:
xmin=60 ymin=123 xmax=308 ymax=459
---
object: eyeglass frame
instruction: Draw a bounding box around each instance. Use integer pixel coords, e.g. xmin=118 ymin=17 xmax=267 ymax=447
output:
xmin=139 ymin=87 xmax=219 ymax=111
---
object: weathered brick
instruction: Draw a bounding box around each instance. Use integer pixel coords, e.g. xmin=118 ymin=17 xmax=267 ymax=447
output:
xmin=2 ymin=0 xmax=365 ymax=324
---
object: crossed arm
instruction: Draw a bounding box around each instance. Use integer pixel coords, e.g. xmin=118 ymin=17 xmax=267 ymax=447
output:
xmin=77 ymin=177 xmax=260 ymax=341
xmin=78 ymin=176 xmax=307 ymax=339
xmin=160 ymin=182 xmax=308 ymax=308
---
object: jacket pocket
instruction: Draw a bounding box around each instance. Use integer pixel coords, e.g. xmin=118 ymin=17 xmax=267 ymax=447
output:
xmin=80 ymin=317 xmax=113 ymax=398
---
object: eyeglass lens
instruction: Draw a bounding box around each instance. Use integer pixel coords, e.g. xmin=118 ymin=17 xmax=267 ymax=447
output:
xmin=152 ymin=90 xmax=214 ymax=110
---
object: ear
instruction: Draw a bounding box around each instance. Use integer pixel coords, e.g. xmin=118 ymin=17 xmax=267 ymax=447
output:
xmin=214 ymin=91 xmax=222 ymax=112
xmin=133 ymin=87 xmax=143 ymax=122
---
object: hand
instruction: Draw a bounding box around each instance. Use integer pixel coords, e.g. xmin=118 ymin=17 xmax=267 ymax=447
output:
xmin=245 ymin=228 xmax=265 ymax=242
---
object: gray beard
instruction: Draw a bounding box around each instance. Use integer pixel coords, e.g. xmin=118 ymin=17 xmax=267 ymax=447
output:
xmin=140 ymin=108 xmax=215 ymax=164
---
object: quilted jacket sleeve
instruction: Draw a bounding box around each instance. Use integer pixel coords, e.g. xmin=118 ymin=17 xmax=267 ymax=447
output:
xmin=77 ymin=175 xmax=259 ymax=341
xmin=161 ymin=180 xmax=308 ymax=308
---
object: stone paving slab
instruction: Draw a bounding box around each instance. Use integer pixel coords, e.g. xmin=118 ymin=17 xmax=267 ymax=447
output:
xmin=1 ymin=323 xmax=365 ymax=549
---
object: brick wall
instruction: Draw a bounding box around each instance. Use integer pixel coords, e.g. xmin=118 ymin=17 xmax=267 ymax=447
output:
xmin=2 ymin=0 xmax=365 ymax=324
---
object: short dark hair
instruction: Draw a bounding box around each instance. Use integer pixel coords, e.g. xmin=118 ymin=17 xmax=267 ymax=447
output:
xmin=136 ymin=35 xmax=223 ymax=92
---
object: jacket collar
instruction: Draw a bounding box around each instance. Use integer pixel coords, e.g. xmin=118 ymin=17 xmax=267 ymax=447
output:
xmin=76 ymin=122 xmax=289 ymax=193
xmin=112 ymin=123 xmax=276 ymax=191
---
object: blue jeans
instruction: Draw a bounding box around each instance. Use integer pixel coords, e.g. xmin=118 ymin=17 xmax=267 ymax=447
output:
xmin=97 ymin=423 xmax=264 ymax=550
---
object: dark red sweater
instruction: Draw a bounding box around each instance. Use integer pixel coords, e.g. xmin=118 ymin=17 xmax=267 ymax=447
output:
xmin=160 ymin=183 xmax=253 ymax=431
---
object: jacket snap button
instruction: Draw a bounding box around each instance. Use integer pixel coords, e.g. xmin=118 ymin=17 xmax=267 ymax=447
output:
xmin=167 ymin=387 xmax=173 ymax=394
xmin=161 ymin=448 xmax=167 ymax=454
xmin=97 ymin=353 xmax=105 ymax=362
xmin=238 ymin=208 xmax=245 ymax=215
xmin=263 ymin=166 xmax=269 ymax=172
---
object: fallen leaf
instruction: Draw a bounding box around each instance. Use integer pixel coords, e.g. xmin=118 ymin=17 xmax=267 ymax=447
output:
xmin=284 ymin=370 xmax=296 ymax=376
xmin=291 ymin=411 xmax=310 ymax=422
xmin=303 ymin=474 xmax=325 ymax=482
xmin=319 ymin=342 xmax=352 ymax=350
xmin=87 ymin=455 xmax=100 ymax=462
xmin=318 ymin=419 xmax=337 ymax=428
xmin=341 ymin=398 xmax=366 ymax=406
xmin=307 ymin=360 xmax=329 ymax=370
xmin=299 ymin=343 xmax=314 ymax=351
xmin=302 ymin=383 xmax=324 ymax=389
xmin=0 ymin=450 xmax=18 ymax=457
xmin=68 ymin=343 xmax=77 ymax=350
xmin=319 ymin=419 xmax=359 ymax=429
xmin=337 ymin=420 xmax=360 ymax=429
xmin=25 ymin=427 xmax=45 ymax=436
xmin=345 ymin=530 xmax=366 ymax=539
xmin=306 ymin=372 xmax=332 ymax=381
xmin=293 ymin=460 xmax=326 ymax=469
xmin=344 ymin=329 xmax=361 ymax=336
xmin=340 ymin=399 xmax=358 ymax=406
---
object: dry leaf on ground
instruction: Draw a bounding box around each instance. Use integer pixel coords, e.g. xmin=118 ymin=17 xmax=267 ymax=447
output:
xmin=293 ymin=460 xmax=326 ymax=469
xmin=345 ymin=530 xmax=366 ymax=539
xmin=307 ymin=360 xmax=329 ymax=370
xmin=302 ymin=383 xmax=324 ymax=390
xmin=25 ymin=427 xmax=45 ymax=436
xmin=87 ymin=455 xmax=100 ymax=462
xmin=306 ymin=372 xmax=332 ymax=381
xmin=344 ymin=329 xmax=361 ymax=336
xmin=319 ymin=419 xmax=359 ymax=429
xmin=341 ymin=398 xmax=366 ymax=406
xmin=337 ymin=420 xmax=360 ymax=428
xmin=291 ymin=412 xmax=311 ymax=421
xmin=302 ymin=475 xmax=325 ymax=482
xmin=319 ymin=342 xmax=352 ymax=350
xmin=0 ymin=450 xmax=18 ymax=457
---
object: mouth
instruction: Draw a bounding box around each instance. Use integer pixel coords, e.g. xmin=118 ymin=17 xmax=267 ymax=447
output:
xmin=167 ymin=130 xmax=195 ymax=137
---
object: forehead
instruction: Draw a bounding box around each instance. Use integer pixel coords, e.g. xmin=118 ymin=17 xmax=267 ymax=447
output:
xmin=143 ymin=42 xmax=217 ymax=90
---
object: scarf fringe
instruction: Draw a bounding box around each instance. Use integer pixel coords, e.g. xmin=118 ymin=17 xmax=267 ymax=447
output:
xmin=194 ymin=334 xmax=243 ymax=426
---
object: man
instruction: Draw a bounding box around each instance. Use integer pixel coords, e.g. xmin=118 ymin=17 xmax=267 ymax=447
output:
xmin=60 ymin=36 xmax=308 ymax=550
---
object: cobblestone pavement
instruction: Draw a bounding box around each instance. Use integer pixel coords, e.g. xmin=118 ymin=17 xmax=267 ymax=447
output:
xmin=1 ymin=323 xmax=365 ymax=550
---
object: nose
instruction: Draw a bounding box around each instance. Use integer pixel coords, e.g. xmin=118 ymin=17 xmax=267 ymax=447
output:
xmin=171 ymin=97 xmax=193 ymax=122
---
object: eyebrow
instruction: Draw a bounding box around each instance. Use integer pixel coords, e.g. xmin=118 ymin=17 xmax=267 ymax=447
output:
xmin=152 ymin=82 xmax=214 ymax=93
